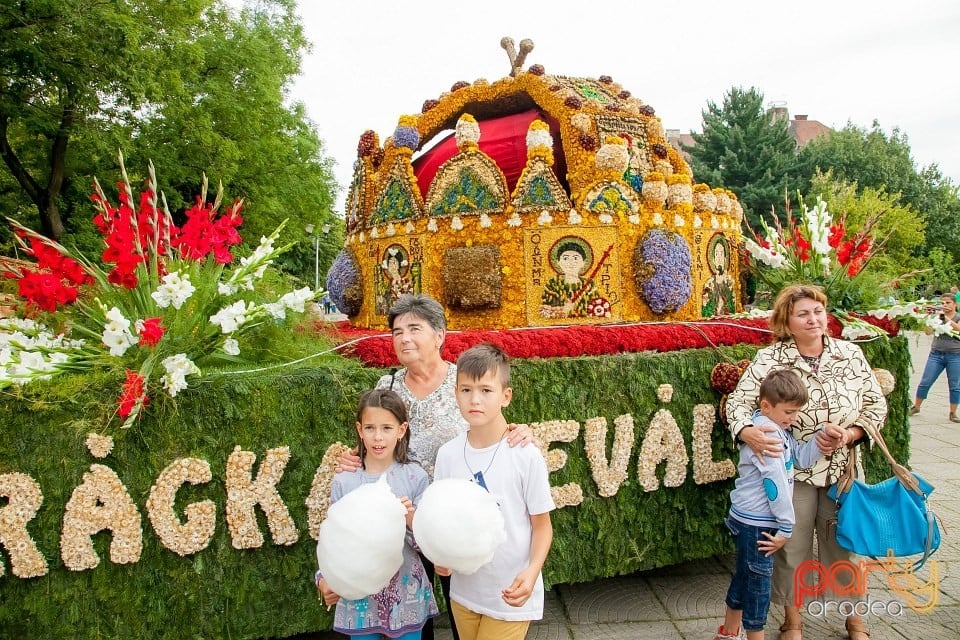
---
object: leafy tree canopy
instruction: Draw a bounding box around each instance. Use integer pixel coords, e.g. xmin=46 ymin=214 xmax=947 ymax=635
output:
xmin=798 ymin=121 xmax=960 ymax=261
xmin=0 ymin=0 xmax=338 ymax=283
xmin=688 ymin=86 xmax=799 ymax=230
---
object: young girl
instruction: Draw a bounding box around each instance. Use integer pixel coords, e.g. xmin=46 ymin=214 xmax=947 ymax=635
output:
xmin=316 ymin=388 xmax=438 ymax=639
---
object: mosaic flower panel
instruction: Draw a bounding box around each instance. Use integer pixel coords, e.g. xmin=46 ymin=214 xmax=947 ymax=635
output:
xmin=596 ymin=114 xmax=653 ymax=192
xmin=371 ymin=159 xmax=424 ymax=226
xmin=424 ymin=152 xmax=507 ymax=217
xmin=512 ymin=157 xmax=572 ymax=214
xmin=524 ymin=226 xmax=622 ymax=327
xmin=372 ymin=236 xmax=424 ymax=316
xmin=584 ymin=183 xmax=640 ymax=216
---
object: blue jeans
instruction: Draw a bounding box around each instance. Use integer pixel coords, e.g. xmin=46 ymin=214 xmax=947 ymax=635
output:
xmin=724 ymin=517 xmax=777 ymax=632
xmin=916 ymin=349 xmax=960 ymax=405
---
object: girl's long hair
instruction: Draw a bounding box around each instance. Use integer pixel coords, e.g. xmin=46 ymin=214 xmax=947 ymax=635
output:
xmin=355 ymin=388 xmax=411 ymax=466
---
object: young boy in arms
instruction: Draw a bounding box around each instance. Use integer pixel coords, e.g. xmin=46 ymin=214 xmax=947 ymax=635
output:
xmin=716 ymin=368 xmax=846 ymax=640
xmin=433 ymin=343 xmax=554 ymax=640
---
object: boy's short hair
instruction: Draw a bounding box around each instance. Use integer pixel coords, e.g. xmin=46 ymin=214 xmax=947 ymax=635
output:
xmin=759 ymin=368 xmax=809 ymax=406
xmin=456 ymin=343 xmax=511 ymax=387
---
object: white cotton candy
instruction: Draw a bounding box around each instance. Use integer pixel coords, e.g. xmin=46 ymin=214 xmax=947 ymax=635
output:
xmin=413 ymin=478 xmax=506 ymax=575
xmin=316 ymin=476 xmax=407 ymax=600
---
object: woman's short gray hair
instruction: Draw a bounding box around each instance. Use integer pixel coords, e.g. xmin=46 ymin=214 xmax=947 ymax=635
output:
xmin=388 ymin=294 xmax=447 ymax=332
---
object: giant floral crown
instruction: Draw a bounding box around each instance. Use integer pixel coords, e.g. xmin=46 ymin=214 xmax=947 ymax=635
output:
xmin=327 ymin=39 xmax=745 ymax=330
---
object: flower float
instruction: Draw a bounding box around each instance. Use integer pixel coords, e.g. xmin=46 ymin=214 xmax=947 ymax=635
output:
xmin=743 ymin=195 xmax=886 ymax=313
xmin=0 ymin=156 xmax=317 ymax=427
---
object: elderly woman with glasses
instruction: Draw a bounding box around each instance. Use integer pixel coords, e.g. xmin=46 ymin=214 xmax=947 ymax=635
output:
xmin=340 ymin=293 xmax=532 ymax=640
xmin=726 ymin=284 xmax=887 ymax=640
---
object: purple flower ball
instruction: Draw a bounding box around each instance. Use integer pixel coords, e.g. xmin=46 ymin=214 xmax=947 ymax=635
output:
xmin=636 ymin=230 xmax=692 ymax=314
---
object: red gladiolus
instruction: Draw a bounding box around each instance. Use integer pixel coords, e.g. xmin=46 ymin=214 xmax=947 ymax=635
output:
xmin=828 ymin=223 xmax=845 ymax=249
xmin=16 ymin=271 xmax=79 ymax=312
xmin=137 ymin=317 xmax=165 ymax=347
xmin=173 ymin=197 xmax=244 ymax=264
xmin=117 ymin=370 xmax=149 ymax=418
xmin=836 ymin=240 xmax=854 ymax=266
xmin=793 ymin=229 xmax=811 ymax=263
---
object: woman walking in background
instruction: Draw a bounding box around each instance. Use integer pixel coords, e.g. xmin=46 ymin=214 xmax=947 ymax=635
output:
xmin=910 ymin=292 xmax=960 ymax=422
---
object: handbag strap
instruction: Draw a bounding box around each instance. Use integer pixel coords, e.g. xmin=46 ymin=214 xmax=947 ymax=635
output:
xmin=833 ymin=423 xmax=923 ymax=496
xmin=858 ymin=421 xmax=923 ymax=495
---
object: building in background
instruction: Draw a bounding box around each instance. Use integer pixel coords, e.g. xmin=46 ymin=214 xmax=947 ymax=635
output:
xmin=667 ymin=103 xmax=831 ymax=162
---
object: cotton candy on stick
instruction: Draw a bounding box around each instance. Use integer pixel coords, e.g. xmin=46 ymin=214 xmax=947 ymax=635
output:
xmin=413 ymin=478 xmax=506 ymax=574
xmin=316 ymin=476 xmax=407 ymax=600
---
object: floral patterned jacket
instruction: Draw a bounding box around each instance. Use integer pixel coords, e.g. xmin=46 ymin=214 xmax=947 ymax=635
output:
xmin=727 ymin=337 xmax=887 ymax=487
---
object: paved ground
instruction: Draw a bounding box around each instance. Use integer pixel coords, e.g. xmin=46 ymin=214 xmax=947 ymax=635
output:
xmin=298 ymin=331 xmax=959 ymax=639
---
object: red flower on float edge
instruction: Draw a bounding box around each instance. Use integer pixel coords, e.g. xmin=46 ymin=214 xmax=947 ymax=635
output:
xmin=117 ymin=370 xmax=149 ymax=418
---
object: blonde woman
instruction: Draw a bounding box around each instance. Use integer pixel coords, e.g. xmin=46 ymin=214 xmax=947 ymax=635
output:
xmin=727 ymin=285 xmax=887 ymax=640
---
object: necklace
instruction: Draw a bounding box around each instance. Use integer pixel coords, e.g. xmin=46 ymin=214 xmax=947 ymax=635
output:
xmin=799 ymin=353 xmax=821 ymax=374
xmin=463 ymin=428 xmax=508 ymax=488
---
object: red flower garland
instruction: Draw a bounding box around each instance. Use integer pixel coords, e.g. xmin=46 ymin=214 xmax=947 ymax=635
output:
xmin=325 ymin=316 xmax=899 ymax=368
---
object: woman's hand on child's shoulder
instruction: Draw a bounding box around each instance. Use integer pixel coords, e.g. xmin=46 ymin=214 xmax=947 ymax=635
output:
xmin=337 ymin=448 xmax=362 ymax=473
xmin=506 ymin=423 xmax=539 ymax=448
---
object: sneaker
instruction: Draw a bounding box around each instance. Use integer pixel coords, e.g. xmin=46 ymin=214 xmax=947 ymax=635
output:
xmin=909 ymin=406 xmax=920 ymax=416
xmin=950 ymin=414 xmax=960 ymax=423
xmin=713 ymin=625 xmax=746 ymax=640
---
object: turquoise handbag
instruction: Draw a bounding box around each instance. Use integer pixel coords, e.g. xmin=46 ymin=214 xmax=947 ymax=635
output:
xmin=827 ymin=423 xmax=941 ymax=570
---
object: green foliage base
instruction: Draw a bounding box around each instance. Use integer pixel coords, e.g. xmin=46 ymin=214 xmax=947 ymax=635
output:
xmin=0 ymin=337 xmax=910 ymax=639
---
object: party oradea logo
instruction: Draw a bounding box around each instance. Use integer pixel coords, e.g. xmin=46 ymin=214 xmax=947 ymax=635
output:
xmin=794 ymin=552 xmax=939 ymax=617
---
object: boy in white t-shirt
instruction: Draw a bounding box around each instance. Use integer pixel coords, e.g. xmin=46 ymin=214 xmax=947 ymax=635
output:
xmin=433 ymin=343 xmax=555 ymax=640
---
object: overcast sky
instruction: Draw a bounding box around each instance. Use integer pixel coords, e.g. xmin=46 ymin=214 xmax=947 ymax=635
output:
xmin=289 ymin=0 xmax=960 ymax=214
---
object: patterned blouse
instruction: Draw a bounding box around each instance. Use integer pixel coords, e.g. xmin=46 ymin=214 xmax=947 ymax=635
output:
xmin=376 ymin=364 xmax=468 ymax=479
xmin=727 ymin=337 xmax=887 ymax=487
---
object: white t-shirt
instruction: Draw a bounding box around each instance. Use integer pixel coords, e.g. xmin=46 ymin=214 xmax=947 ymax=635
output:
xmin=433 ymin=432 xmax=556 ymax=621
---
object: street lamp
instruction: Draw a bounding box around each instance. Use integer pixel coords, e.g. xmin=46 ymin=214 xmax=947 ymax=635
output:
xmin=305 ymin=223 xmax=332 ymax=293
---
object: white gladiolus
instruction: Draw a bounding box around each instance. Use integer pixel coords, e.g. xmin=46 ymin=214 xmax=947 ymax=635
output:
xmin=279 ymin=287 xmax=313 ymax=313
xmin=104 ymin=306 xmax=132 ymax=332
xmin=316 ymin=477 xmax=407 ymax=600
xmin=743 ymin=239 xmax=786 ymax=269
xmin=803 ymin=198 xmax=833 ymax=256
xmin=218 ymin=282 xmax=239 ymax=296
xmin=160 ymin=353 xmax=200 ymax=397
xmin=101 ymin=307 xmax=138 ymax=356
xmin=151 ymin=271 xmax=196 ymax=309
xmin=209 ymin=300 xmax=254 ymax=334
xmin=413 ymin=478 xmax=506 ymax=575
xmin=223 ymin=338 xmax=240 ymax=356
xmin=926 ymin=315 xmax=954 ymax=337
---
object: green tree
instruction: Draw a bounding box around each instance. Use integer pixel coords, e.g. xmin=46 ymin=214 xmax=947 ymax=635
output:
xmin=798 ymin=122 xmax=960 ymax=260
xmin=687 ymin=86 xmax=799 ymax=230
xmin=0 ymin=0 xmax=338 ymax=282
